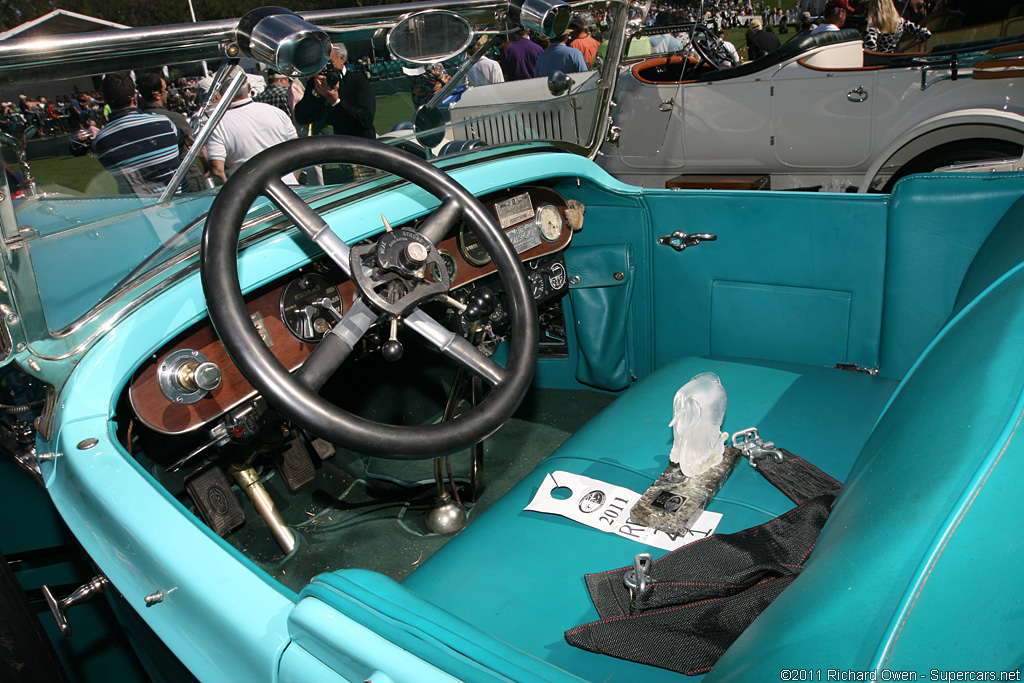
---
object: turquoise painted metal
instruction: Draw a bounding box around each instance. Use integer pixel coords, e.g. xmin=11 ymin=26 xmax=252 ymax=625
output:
xmin=2 ymin=3 xmax=1024 ymax=682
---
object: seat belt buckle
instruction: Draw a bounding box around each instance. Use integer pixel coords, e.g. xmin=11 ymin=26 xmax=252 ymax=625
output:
xmin=731 ymin=428 xmax=784 ymax=469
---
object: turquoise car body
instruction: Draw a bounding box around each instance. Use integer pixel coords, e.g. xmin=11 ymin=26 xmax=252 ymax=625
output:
xmin=2 ymin=3 xmax=1024 ymax=683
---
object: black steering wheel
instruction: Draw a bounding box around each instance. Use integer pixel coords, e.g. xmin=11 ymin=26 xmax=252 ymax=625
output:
xmin=201 ymin=136 xmax=539 ymax=457
xmin=691 ymin=23 xmax=731 ymax=70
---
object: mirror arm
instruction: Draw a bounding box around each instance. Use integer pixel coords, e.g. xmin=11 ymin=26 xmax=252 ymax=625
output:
xmin=159 ymin=67 xmax=247 ymax=203
xmin=424 ymin=33 xmax=504 ymax=110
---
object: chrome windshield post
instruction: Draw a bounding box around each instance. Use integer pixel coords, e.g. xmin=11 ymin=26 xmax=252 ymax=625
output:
xmin=158 ymin=66 xmax=247 ymax=203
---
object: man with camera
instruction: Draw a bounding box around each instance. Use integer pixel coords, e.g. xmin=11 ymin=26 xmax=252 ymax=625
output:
xmin=294 ymin=43 xmax=376 ymax=139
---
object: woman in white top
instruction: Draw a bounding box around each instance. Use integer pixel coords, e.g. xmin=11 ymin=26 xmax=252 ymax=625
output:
xmin=863 ymin=0 xmax=932 ymax=53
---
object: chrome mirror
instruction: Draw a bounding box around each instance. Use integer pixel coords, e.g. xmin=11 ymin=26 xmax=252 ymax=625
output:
xmin=509 ymin=0 xmax=572 ymax=38
xmin=413 ymin=106 xmax=447 ymax=149
xmin=388 ymin=10 xmax=475 ymax=65
xmin=1 ymin=127 xmax=38 ymax=196
xmin=235 ymin=7 xmax=331 ymax=77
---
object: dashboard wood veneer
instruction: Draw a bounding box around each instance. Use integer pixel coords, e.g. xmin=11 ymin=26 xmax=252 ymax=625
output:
xmin=128 ymin=186 xmax=573 ymax=435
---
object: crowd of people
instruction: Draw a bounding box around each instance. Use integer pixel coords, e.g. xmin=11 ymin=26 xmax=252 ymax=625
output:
xmin=1 ymin=0 xmax=956 ymax=197
xmin=48 ymin=40 xmax=384 ymax=196
xmin=644 ymin=0 xmax=935 ymax=58
xmin=1 ymin=81 xmax=206 ymax=141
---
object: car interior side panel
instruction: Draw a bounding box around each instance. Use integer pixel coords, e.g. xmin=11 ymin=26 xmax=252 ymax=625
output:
xmin=387 ymin=171 xmax=1024 ymax=680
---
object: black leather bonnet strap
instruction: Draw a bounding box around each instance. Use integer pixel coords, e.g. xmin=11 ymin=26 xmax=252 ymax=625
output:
xmin=565 ymin=447 xmax=841 ymax=676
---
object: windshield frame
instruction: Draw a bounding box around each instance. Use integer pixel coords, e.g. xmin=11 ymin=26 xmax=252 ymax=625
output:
xmin=0 ymin=0 xmax=640 ymax=377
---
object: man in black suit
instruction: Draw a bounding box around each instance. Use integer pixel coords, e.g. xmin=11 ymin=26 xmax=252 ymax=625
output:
xmin=746 ymin=18 xmax=781 ymax=61
xmin=295 ymin=42 xmax=376 ymax=139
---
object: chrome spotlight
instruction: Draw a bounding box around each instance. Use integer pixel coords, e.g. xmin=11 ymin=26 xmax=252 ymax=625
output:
xmin=547 ymin=70 xmax=575 ymax=96
xmin=509 ymin=0 xmax=572 ymax=38
xmin=235 ymin=7 xmax=332 ymax=77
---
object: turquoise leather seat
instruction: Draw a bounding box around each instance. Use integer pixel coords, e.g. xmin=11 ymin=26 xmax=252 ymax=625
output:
xmin=304 ymin=185 xmax=1024 ymax=682
xmin=399 ymin=357 xmax=900 ymax=682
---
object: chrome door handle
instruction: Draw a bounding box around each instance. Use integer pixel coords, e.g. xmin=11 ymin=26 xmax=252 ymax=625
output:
xmin=657 ymin=231 xmax=717 ymax=252
xmin=847 ymin=86 xmax=868 ymax=102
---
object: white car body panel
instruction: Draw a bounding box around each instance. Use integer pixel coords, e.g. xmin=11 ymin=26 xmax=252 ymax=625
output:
xmin=597 ymin=35 xmax=1024 ymax=191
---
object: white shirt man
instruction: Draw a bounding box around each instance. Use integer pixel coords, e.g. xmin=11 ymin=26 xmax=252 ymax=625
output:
xmin=206 ymin=84 xmax=298 ymax=185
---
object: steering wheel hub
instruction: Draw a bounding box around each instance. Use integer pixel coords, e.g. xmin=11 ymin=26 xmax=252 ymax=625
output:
xmin=349 ymin=229 xmax=450 ymax=316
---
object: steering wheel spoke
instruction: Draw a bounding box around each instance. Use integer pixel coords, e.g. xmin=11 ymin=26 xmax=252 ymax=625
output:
xmin=264 ymin=177 xmax=354 ymax=278
xmin=294 ymin=299 xmax=377 ymax=391
xmin=404 ymin=308 xmax=507 ymax=386
xmin=416 ymin=197 xmax=463 ymax=247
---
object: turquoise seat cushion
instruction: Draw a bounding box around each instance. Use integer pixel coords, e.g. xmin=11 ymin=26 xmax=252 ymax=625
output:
xmin=396 ymin=356 xmax=898 ymax=682
xmin=878 ymin=173 xmax=1024 ymax=378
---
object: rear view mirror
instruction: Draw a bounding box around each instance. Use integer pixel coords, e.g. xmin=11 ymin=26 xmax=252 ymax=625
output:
xmin=388 ymin=10 xmax=475 ymax=65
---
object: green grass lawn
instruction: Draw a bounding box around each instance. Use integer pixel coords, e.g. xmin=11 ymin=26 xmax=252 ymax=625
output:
xmin=375 ymin=92 xmax=415 ymax=135
xmin=26 ymin=154 xmax=117 ymax=196
xmin=725 ymin=0 xmax=805 ymax=57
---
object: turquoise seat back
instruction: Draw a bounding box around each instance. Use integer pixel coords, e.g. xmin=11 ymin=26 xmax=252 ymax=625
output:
xmin=878 ymin=173 xmax=1024 ymax=379
xmin=709 ymin=266 xmax=1024 ymax=678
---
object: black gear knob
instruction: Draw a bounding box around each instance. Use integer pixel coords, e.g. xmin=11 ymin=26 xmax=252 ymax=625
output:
xmin=382 ymin=339 xmax=404 ymax=362
xmin=464 ymin=287 xmax=496 ymax=322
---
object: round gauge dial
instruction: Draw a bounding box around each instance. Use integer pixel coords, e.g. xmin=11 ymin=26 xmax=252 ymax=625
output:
xmin=537 ymin=204 xmax=563 ymax=242
xmin=528 ymin=272 xmax=546 ymax=300
xmin=280 ymin=273 xmax=343 ymax=342
xmin=458 ymin=224 xmax=492 ymax=267
xmin=428 ymin=250 xmax=457 ymax=284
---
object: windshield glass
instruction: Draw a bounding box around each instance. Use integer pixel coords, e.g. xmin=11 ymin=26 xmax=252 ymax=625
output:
xmin=1 ymin=5 xmax=623 ymax=336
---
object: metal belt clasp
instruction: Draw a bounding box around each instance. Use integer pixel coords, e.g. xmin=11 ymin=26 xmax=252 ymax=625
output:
xmin=624 ymin=552 xmax=655 ymax=598
xmin=731 ymin=427 xmax=783 ymax=469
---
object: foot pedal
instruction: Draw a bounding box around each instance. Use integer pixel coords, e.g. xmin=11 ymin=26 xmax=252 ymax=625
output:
xmin=185 ymin=464 xmax=245 ymax=537
xmin=309 ymin=435 xmax=335 ymax=461
xmin=274 ymin=435 xmax=316 ymax=492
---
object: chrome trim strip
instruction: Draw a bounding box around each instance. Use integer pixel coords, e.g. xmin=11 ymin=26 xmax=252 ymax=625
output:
xmin=0 ymin=0 xmax=505 ymax=86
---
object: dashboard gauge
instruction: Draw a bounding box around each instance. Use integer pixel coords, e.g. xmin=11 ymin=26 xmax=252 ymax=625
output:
xmin=528 ymin=272 xmax=547 ymax=300
xmin=279 ymin=273 xmax=342 ymax=342
xmin=458 ymin=224 xmax=492 ymax=267
xmin=548 ymin=261 xmax=567 ymax=290
xmin=428 ymin=250 xmax=457 ymax=284
xmin=537 ymin=204 xmax=563 ymax=242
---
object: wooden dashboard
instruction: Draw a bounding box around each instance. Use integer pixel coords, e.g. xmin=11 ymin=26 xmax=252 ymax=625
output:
xmin=128 ymin=186 xmax=573 ymax=435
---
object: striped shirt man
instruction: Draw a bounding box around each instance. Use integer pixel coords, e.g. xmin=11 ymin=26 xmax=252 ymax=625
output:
xmin=93 ymin=108 xmax=184 ymax=196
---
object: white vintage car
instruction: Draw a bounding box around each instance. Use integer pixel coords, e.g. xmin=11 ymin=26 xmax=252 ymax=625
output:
xmin=597 ymin=27 xmax=1024 ymax=192
xmin=440 ymin=25 xmax=1024 ymax=192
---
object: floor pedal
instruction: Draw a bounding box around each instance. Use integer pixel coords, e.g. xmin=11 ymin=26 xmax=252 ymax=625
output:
xmin=185 ymin=464 xmax=245 ymax=537
xmin=274 ymin=436 xmax=317 ymax=492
